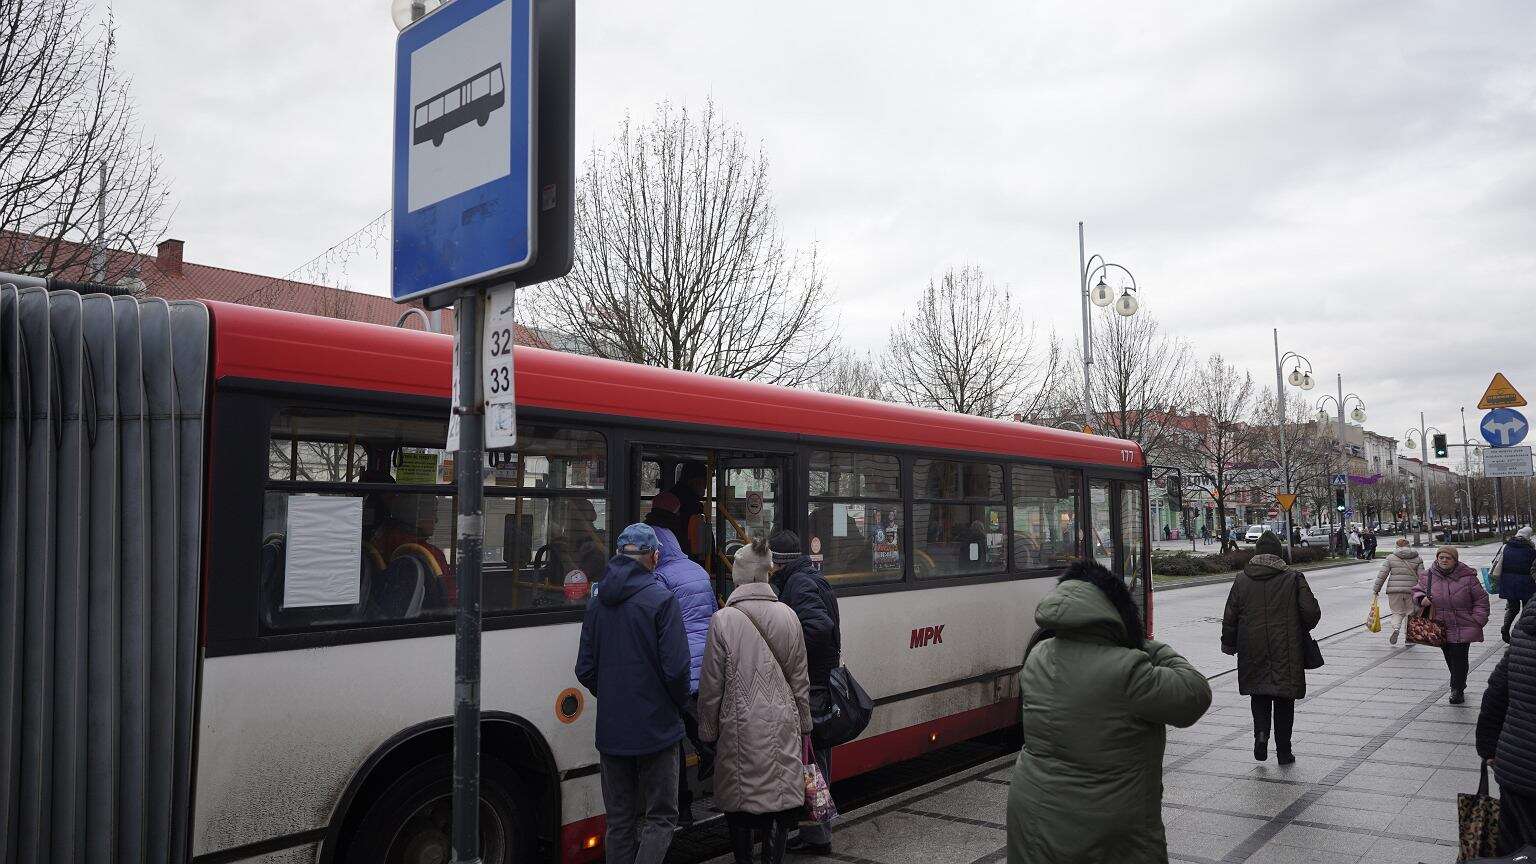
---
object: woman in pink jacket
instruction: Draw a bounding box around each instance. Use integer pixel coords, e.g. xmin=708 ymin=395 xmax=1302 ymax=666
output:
xmin=1412 ymin=546 xmax=1490 ymax=704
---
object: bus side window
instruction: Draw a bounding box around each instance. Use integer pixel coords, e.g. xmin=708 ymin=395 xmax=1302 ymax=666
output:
xmin=807 ymin=450 xmax=904 ymax=587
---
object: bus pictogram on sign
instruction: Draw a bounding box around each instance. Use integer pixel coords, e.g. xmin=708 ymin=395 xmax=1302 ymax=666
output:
xmin=413 ymin=63 xmax=506 ymax=147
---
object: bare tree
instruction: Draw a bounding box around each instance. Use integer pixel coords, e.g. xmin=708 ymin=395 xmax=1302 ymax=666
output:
xmin=1070 ymin=309 xmax=1190 ymax=462
xmin=815 ymin=348 xmax=886 ymax=401
xmin=1249 ymin=388 xmax=1335 ymax=533
xmin=0 ymin=0 xmax=170 ymax=286
xmin=533 ymin=100 xmax=832 ymax=385
xmin=1167 ymin=354 xmax=1256 ymax=552
xmin=885 ymin=266 xmax=1061 ymax=420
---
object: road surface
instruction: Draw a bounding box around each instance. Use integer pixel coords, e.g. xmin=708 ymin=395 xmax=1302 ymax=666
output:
xmin=1152 ymin=541 xmax=1503 ymax=677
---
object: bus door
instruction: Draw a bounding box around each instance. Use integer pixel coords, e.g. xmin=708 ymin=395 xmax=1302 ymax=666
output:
xmin=1086 ymin=477 xmax=1150 ymax=621
xmin=630 ymin=446 xmax=791 ymax=602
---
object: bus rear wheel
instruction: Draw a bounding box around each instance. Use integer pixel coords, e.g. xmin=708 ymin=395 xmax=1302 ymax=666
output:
xmin=346 ymin=754 xmax=536 ymax=864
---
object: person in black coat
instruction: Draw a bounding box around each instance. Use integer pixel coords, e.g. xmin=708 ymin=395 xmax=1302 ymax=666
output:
xmin=1498 ymin=528 xmax=1536 ymax=643
xmin=575 ymin=524 xmax=692 ymax=864
xmin=1478 ymin=600 xmax=1536 ymax=854
xmin=768 ymin=528 xmax=841 ymax=854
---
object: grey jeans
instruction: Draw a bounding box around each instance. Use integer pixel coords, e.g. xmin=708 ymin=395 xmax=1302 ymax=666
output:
xmin=600 ymin=742 xmax=681 ymax=864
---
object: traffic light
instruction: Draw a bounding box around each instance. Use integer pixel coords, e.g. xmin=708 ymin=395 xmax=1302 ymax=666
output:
xmin=1432 ymin=433 xmax=1449 ymax=459
xmin=1334 ymin=488 xmax=1346 ymax=511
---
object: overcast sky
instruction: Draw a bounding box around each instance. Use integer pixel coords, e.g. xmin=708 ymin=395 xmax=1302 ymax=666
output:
xmin=111 ymin=1 xmax=1536 ymax=474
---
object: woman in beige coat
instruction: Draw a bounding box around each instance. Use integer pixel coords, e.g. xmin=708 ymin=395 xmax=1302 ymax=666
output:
xmin=698 ymin=537 xmax=814 ymax=864
xmin=1374 ymin=538 xmax=1425 ymax=644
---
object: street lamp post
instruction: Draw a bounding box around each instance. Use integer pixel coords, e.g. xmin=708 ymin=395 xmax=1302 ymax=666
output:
xmin=1315 ymin=375 xmax=1366 ymax=531
xmin=1272 ymin=330 xmax=1314 ymax=561
xmin=1461 ymin=407 xmax=1478 ymax=540
xmin=1077 ymin=222 xmax=1140 ymax=433
xmin=1402 ymin=414 xmax=1442 ymax=547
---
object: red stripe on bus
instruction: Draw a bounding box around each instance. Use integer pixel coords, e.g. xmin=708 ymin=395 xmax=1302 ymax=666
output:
xmin=202 ymin=301 xmax=1143 ymax=468
xmin=556 ymin=697 xmax=1021 ymax=863
xmin=560 ymin=814 xmax=606 ymax=864
xmin=828 ymin=697 xmax=1019 ymax=781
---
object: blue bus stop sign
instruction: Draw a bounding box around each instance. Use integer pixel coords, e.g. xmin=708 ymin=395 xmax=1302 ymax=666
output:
xmin=392 ymin=0 xmax=534 ymax=303
xmin=1482 ymin=408 xmax=1529 ymax=448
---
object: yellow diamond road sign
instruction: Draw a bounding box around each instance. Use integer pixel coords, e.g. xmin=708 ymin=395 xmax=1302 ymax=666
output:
xmin=1276 ymin=493 xmax=1298 ymax=511
xmin=1479 ymin=373 xmax=1527 ymax=410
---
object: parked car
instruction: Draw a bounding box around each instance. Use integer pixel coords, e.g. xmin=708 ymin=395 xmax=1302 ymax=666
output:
xmin=1244 ymin=524 xmax=1268 ymax=543
xmin=1298 ymin=526 xmax=1332 ymax=547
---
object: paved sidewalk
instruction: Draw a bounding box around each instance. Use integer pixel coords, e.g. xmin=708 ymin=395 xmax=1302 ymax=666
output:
xmin=717 ymin=627 xmax=1505 ymax=864
xmin=1161 ymin=627 xmax=1501 ymax=864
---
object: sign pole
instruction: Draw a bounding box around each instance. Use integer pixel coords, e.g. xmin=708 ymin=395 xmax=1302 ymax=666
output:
xmin=1496 ymin=477 xmax=1504 ymax=534
xmin=453 ymin=289 xmax=486 ymax=864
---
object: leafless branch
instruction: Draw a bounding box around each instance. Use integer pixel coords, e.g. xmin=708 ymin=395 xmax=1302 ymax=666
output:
xmin=532 ymin=99 xmax=833 ymax=386
xmin=0 ymin=0 xmax=171 ymax=287
xmin=1166 ymin=353 xmax=1256 ymax=552
xmin=814 ymin=347 xmax=886 ymax=401
xmin=1066 ymin=309 xmax=1191 ymax=461
xmin=884 ymin=266 xmax=1061 ymax=420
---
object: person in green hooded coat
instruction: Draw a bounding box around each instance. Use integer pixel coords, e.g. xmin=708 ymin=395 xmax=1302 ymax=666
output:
xmin=1007 ymin=560 xmax=1211 ymax=864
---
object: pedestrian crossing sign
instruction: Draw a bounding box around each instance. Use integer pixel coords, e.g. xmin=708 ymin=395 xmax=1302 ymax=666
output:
xmin=1276 ymin=493 xmax=1298 ymax=511
xmin=1479 ymin=372 xmax=1526 ymax=409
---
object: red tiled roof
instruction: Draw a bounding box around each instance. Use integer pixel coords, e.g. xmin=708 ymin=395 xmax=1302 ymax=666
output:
xmin=1 ymin=231 xmax=550 ymax=347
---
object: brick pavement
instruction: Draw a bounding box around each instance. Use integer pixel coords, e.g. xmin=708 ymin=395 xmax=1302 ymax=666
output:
xmin=718 ymin=626 xmax=1504 ymax=864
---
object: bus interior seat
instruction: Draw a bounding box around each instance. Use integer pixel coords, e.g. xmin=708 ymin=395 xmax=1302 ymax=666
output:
xmin=369 ymin=554 xmax=427 ymax=620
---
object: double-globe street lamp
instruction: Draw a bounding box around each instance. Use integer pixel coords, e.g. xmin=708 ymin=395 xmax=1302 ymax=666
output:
xmin=1272 ymin=332 xmax=1315 ymax=560
xmin=1077 ymin=222 xmax=1141 ymax=432
xmin=1402 ymin=414 xmax=1442 ymax=546
xmin=1315 ymin=379 xmax=1367 ymax=529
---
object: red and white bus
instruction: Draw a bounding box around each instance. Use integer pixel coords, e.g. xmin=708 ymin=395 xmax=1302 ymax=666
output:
xmin=0 ymin=289 xmax=1150 ymax=864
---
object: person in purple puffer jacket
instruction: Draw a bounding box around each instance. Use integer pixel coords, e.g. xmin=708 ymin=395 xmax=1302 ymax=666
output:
xmin=645 ymin=492 xmax=719 ymax=822
xmin=1412 ymin=546 xmax=1490 ymax=704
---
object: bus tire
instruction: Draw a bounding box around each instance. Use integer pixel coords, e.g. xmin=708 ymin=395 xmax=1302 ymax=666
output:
xmin=433 ymin=135 xmax=444 ymax=147
xmin=477 ymin=113 xmax=489 ymax=126
xmin=343 ymin=754 xmax=536 ymax=864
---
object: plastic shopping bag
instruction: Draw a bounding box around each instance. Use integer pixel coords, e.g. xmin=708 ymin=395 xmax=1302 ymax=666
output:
xmin=801 ymin=737 xmax=839 ymax=827
xmin=1366 ymin=596 xmax=1381 ymax=634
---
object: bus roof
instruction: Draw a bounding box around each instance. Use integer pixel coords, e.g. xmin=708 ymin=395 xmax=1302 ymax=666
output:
xmin=205 ymin=300 xmax=1144 ymax=469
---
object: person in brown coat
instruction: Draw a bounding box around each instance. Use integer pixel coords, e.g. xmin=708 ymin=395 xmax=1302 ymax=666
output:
xmin=698 ymin=537 xmax=814 ymax=864
xmin=1221 ymin=533 xmax=1322 ymax=765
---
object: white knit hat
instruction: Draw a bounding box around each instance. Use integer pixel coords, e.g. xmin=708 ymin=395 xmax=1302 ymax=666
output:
xmin=732 ymin=537 xmax=773 ymax=586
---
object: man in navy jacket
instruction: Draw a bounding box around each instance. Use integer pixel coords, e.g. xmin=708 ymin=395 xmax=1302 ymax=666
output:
xmin=575 ymin=523 xmax=691 ymax=864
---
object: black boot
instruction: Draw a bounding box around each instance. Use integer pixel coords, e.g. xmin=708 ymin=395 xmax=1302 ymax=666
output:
xmin=1276 ymin=740 xmax=1295 ymax=766
xmin=1254 ymin=731 xmax=1269 ymax=761
xmin=1450 ymin=689 xmax=1465 ymax=705
xmin=763 ymin=820 xmax=790 ymax=864
xmin=730 ymin=826 xmax=756 ymax=864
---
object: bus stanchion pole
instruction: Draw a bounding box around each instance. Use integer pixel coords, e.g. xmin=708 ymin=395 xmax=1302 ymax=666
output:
xmin=453 ymin=288 xmax=485 ymax=864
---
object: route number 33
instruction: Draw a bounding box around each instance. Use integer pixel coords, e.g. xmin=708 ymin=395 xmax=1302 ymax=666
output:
xmin=488 ymin=364 xmax=511 ymax=395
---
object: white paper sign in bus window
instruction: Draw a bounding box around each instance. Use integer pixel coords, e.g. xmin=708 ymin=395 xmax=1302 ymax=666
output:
xmin=283 ymin=495 xmax=363 ymax=607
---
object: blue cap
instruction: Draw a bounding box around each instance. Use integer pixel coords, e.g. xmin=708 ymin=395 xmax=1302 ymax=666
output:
xmin=617 ymin=522 xmax=659 ymax=554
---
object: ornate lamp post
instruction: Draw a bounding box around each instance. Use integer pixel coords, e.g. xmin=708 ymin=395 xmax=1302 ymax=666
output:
xmin=1402 ymin=415 xmax=1443 ymax=546
xmin=1272 ymin=331 xmax=1314 ymax=559
xmin=1315 ymin=378 xmax=1367 ymax=528
xmin=1077 ymin=222 xmax=1140 ymax=432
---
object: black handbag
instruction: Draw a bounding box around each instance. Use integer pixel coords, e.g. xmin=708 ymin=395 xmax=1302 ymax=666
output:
xmin=810 ymin=666 xmax=873 ymax=750
xmin=1294 ymin=572 xmax=1324 ymax=670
